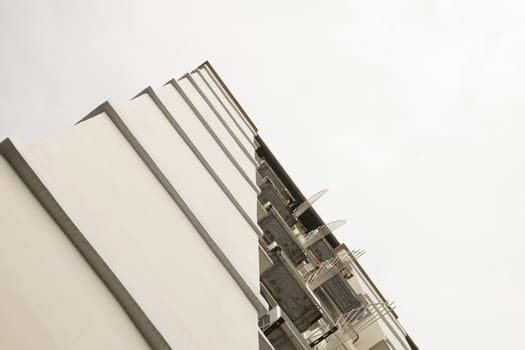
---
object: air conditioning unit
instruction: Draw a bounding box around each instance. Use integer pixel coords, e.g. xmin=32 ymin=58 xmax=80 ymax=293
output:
xmin=259 ymin=205 xmax=306 ymax=266
xmin=261 ymin=251 xmax=323 ymax=332
xmin=260 ymin=306 xmax=310 ymax=350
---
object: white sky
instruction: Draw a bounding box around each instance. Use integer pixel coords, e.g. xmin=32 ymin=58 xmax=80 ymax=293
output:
xmin=1 ymin=1 xmax=524 ymax=348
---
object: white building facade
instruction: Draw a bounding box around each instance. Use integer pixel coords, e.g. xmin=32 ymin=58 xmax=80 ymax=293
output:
xmin=0 ymin=62 xmax=418 ymax=350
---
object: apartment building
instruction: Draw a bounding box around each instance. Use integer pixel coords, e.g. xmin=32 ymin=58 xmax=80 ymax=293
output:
xmin=0 ymin=62 xmax=418 ymax=350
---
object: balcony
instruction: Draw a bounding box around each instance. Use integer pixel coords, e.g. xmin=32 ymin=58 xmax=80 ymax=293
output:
xmin=258 ymin=178 xmax=296 ymax=226
xmin=260 ymin=249 xmax=323 ymax=332
xmin=303 ymin=251 xmax=361 ymax=316
xmin=258 ymin=204 xmax=306 ymax=266
xmin=257 ymin=160 xmax=295 ymax=205
xmin=260 ymin=306 xmax=310 ymax=350
xmin=299 ymin=220 xmax=346 ymax=249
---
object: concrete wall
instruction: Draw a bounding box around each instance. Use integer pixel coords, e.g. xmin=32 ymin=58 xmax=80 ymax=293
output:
xmin=25 ymin=113 xmax=258 ymax=350
xmin=177 ymin=76 xmax=257 ymax=181
xmin=119 ymin=93 xmax=260 ymax=291
xmin=0 ymin=156 xmax=149 ymax=350
xmin=190 ymin=70 xmax=255 ymax=152
xmin=156 ymin=83 xmax=258 ymax=221
xmin=196 ymin=65 xmax=257 ymax=139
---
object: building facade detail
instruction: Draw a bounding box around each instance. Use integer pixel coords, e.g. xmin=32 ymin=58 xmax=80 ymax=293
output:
xmin=0 ymin=62 xmax=418 ymax=350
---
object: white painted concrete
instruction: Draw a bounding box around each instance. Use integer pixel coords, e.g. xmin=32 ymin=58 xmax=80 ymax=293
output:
xmin=25 ymin=114 xmax=258 ymax=350
xmin=178 ymin=76 xmax=257 ymax=180
xmin=190 ymin=70 xmax=255 ymax=152
xmin=198 ymin=66 xmax=258 ymax=138
xmin=119 ymin=94 xmax=260 ymax=291
xmin=157 ymin=82 xmax=258 ymax=208
xmin=0 ymin=156 xmax=150 ymax=350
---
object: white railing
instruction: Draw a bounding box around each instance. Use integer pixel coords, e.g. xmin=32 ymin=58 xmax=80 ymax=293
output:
xmin=305 ymin=251 xmax=355 ymax=289
xmin=314 ymin=301 xmax=396 ymax=350
xmin=293 ymin=189 xmax=328 ymax=217
xmin=338 ymin=301 xmax=396 ymax=334
xmin=300 ymin=219 xmax=346 ymax=248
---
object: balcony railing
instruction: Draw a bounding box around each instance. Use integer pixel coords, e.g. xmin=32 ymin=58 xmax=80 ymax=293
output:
xmin=299 ymin=219 xmax=346 ymax=249
xmin=311 ymin=299 xmax=396 ymax=350
xmin=338 ymin=300 xmax=396 ymax=335
xmin=304 ymin=252 xmax=354 ymax=290
xmin=293 ymin=189 xmax=327 ymax=217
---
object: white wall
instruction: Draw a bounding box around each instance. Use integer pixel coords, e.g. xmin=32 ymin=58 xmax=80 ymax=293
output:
xmin=190 ymin=70 xmax=255 ymax=152
xmin=119 ymin=93 xmax=260 ymax=291
xmin=156 ymin=83 xmax=258 ymax=221
xmin=177 ymin=76 xmax=257 ymax=181
xmin=25 ymin=114 xmax=258 ymax=350
xmin=197 ymin=66 xmax=258 ymax=139
xmin=0 ymin=156 xmax=150 ymax=350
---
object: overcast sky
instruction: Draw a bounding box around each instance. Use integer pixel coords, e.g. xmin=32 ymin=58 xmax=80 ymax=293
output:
xmin=1 ymin=1 xmax=524 ymax=348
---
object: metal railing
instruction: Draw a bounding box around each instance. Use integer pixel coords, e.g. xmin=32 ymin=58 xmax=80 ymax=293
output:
xmin=300 ymin=219 xmax=346 ymax=248
xmin=304 ymin=249 xmax=360 ymax=290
